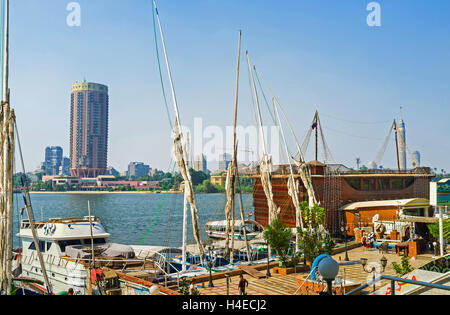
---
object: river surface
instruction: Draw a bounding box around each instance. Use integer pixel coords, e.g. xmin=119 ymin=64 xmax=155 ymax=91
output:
xmin=12 ymin=193 xmax=254 ymax=248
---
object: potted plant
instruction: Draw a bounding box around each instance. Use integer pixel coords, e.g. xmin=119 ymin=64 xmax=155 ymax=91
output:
xmin=297 ymin=202 xmax=335 ymax=266
xmin=263 ymin=218 xmax=294 ymax=274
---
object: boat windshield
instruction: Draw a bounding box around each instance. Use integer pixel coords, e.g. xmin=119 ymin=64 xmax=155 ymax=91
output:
xmin=57 ymin=240 xmax=82 ymax=252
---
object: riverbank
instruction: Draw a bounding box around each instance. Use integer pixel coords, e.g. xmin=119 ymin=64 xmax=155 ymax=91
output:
xmin=29 ymin=191 xmax=183 ymax=195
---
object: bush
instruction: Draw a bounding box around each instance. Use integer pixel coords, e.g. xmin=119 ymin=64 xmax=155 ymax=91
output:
xmin=263 ymin=218 xmax=293 ymax=267
xmin=392 ymin=255 xmax=414 ymax=276
xmin=296 ymin=202 xmax=335 ymax=263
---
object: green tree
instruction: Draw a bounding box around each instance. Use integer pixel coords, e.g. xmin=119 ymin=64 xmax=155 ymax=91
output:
xmin=263 ymin=218 xmax=293 ymax=267
xmin=178 ymin=279 xmax=200 ymax=295
xmin=297 ymin=202 xmax=335 ymax=263
xmin=428 ymin=219 xmax=450 ymax=242
xmin=189 ymin=169 xmax=209 ymax=186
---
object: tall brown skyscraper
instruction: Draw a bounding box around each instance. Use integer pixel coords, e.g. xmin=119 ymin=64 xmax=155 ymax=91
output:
xmin=70 ymin=82 xmax=109 ymax=178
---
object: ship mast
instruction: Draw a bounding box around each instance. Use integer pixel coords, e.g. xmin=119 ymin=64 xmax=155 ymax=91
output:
xmin=152 ymin=0 xmax=205 ymax=263
xmin=252 ymin=66 xmax=318 ymax=227
xmin=272 ymin=100 xmax=304 ymax=250
xmin=394 ymin=120 xmax=401 ymax=171
xmin=0 ymin=0 xmax=14 ymax=295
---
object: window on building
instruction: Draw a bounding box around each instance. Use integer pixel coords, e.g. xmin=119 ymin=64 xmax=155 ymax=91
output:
xmin=362 ymin=179 xmax=376 ymax=191
xmin=346 ymin=179 xmax=361 ymax=190
xmin=377 ymin=179 xmax=390 ymax=190
xmin=392 ymin=178 xmax=403 ymax=190
xmin=405 ymin=178 xmax=415 ymax=188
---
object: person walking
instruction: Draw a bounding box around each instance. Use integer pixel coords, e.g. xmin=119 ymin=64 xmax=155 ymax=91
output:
xmin=238 ymin=275 xmax=248 ymax=295
xmin=189 ymin=277 xmax=196 ymax=295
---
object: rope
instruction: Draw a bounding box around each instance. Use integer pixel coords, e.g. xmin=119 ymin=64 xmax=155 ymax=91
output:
xmin=374 ymin=121 xmax=395 ymax=166
xmin=254 ymin=68 xmax=276 ymax=124
xmin=320 ymin=112 xmax=391 ymax=125
xmin=138 ymin=159 xmax=176 ymax=245
xmin=151 ymin=0 xmax=172 ymax=129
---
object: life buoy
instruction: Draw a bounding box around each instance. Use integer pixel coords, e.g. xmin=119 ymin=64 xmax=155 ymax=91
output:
xmin=43 ymin=224 xmax=49 ymax=236
xmin=375 ymin=223 xmax=386 ymax=234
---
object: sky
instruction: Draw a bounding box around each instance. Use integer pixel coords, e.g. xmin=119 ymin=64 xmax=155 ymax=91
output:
xmin=6 ymin=0 xmax=450 ymax=173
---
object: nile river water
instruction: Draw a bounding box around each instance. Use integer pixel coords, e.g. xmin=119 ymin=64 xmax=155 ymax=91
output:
xmin=12 ymin=193 xmax=254 ymax=248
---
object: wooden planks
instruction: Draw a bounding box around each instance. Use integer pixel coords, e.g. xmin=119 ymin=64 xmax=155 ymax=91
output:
xmin=238 ymin=265 xmax=266 ymax=279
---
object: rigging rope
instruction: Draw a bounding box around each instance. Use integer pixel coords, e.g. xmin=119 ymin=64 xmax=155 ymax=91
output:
xmin=254 ymin=69 xmax=276 ymax=124
xmin=320 ymin=112 xmax=391 ymax=125
xmin=151 ymin=0 xmax=172 ymax=129
xmin=138 ymin=159 xmax=176 ymax=245
xmin=374 ymin=121 xmax=394 ymax=166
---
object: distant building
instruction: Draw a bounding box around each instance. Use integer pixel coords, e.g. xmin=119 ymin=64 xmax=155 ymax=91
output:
xmin=210 ymin=173 xmax=227 ymax=186
xmin=412 ymin=151 xmax=421 ymax=168
xmin=70 ymin=82 xmax=109 ymax=178
xmin=398 ymin=118 xmax=407 ymax=170
xmin=59 ymin=157 xmax=71 ymax=176
xmin=218 ymin=153 xmax=232 ymax=171
xmin=127 ymin=162 xmax=150 ymax=179
xmin=193 ymin=154 xmax=208 ymax=173
xmin=44 ymin=146 xmax=63 ymax=175
xmin=105 ymin=167 xmax=120 ymax=177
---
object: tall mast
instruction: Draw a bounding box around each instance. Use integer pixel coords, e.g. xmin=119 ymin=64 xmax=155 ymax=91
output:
xmin=246 ymin=53 xmax=278 ymax=263
xmin=15 ymin=125 xmax=53 ymax=294
xmin=273 ymin=100 xmax=304 ymax=250
xmin=251 ymin=66 xmax=318 ymax=228
xmin=0 ymin=0 xmax=14 ymax=295
xmin=2 ymin=0 xmax=8 ymax=102
xmin=314 ymin=111 xmax=318 ymax=162
xmin=230 ymin=30 xmax=243 ymax=263
xmin=394 ymin=120 xmax=401 ymax=171
xmin=152 ymin=0 xmax=204 ymax=261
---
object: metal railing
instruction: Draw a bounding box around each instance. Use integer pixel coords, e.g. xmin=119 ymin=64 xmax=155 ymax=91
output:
xmin=345 ymin=274 xmax=450 ymax=295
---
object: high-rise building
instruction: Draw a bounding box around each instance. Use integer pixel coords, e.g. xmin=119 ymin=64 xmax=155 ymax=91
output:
xmin=59 ymin=157 xmax=71 ymax=176
xmin=70 ymin=82 xmax=109 ymax=178
xmin=128 ymin=162 xmax=150 ymax=179
xmin=44 ymin=146 xmax=63 ymax=175
xmin=412 ymin=151 xmax=421 ymax=168
xmin=218 ymin=153 xmax=232 ymax=171
xmin=193 ymin=154 xmax=208 ymax=173
xmin=398 ymin=118 xmax=407 ymax=170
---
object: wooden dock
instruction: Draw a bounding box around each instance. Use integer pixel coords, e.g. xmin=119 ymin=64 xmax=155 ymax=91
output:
xmin=195 ymin=246 xmax=438 ymax=295
xmin=238 ymin=265 xmax=266 ymax=279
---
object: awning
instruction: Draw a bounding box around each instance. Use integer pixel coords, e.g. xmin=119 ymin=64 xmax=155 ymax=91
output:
xmin=341 ymin=198 xmax=429 ymax=211
xmin=398 ymin=217 xmax=439 ymax=224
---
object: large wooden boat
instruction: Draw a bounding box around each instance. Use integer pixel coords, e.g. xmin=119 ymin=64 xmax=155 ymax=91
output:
xmin=253 ymin=161 xmax=433 ymax=236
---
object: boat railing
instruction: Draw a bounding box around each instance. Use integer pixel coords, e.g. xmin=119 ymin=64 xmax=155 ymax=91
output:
xmin=153 ymin=251 xmax=181 ymax=288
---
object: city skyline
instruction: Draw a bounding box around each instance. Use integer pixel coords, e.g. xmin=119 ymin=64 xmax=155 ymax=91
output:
xmin=9 ymin=0 xmax=450 ymax=173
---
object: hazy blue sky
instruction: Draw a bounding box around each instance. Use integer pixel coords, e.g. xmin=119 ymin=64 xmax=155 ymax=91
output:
xmin=7 ymin=0 xmax=450 ymax=173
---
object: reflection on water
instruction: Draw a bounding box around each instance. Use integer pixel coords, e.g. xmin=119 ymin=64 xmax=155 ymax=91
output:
xmin=13 ymin=193 xmax=254 ymax=248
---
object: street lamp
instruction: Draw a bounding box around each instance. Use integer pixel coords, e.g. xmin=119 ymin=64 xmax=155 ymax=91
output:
xmin=207 ymin=245 xmax=214 ymax=288
xmin=341 ymin=226 xmax=349 ymax=262
xmin=361 ymin=256 xmax=387 ymax=292
xmin=318 ymin=257 xmax=339 ymax=295
xmin=266 ymin=241 xmax=271 ymax=277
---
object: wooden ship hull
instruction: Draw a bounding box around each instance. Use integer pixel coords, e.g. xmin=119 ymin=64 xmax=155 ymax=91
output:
xmin=253 ymin=161 xmax=433 ymax=236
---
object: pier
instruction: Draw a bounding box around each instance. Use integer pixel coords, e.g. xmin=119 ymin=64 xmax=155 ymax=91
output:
xmin=191 ymin=244 xmax=443 ymax=295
